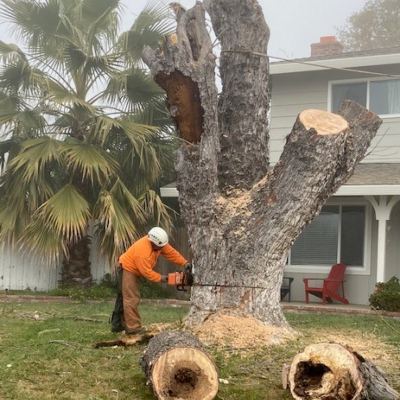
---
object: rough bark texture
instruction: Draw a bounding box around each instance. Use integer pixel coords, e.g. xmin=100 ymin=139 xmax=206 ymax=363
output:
xmin=142 ymin=0 xmax=382 ymax=329
xmin=60 ymin=236 xmax=92 ymax=287
xmin=289 ymin=343 xmax=399 ymax=400
xmin=140 ymin=330 xmax=218 ymax=400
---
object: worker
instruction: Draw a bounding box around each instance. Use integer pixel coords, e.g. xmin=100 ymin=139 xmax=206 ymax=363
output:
xmin=110 ymin=227 xmax=190 ymax=334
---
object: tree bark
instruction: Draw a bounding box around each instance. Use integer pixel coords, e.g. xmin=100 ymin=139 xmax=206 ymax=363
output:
xmin=142 ymin=0 xmax=382 ymax=329
xmin=140 ymin=330 xmax=219 ymax=400
xmin=288 ymin=342 xmax=399 ymax=400
xmin=60 ymin=235 xmax=92 ymax=287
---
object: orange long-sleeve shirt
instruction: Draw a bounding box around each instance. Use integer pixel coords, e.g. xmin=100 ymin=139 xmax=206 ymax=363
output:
xmin=119 ymin=236 xmax=187 ymax=282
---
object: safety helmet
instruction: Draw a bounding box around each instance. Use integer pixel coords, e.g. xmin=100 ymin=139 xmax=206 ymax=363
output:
xmin=148 ymin=227 xmax=168 ymax=247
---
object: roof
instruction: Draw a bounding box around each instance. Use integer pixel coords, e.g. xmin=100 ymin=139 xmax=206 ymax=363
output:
xmin=161 ymin=164 xmax=400 ymax=198
xmin=270 ymin=46 xmax=400 ymax=75
xmin=337 ymin=163 xmax=400 ymax=196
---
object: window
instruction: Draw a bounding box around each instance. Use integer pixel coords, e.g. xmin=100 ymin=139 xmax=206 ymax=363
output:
xmin=331 ymin=79 xmax=400 ymax=116
xmin=289 ymin=205 xmax=365 ymax=267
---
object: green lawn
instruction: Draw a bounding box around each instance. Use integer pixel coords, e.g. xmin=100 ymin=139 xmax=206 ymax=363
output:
xmin=0 ymin=301 xmax=399 ymax=399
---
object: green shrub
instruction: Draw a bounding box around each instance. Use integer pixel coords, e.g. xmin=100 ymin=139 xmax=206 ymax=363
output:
xmin=369 ymin=276 xmax=400 ymax=312
xmin=49 ymin=283 xmax=116 ymax=300
xmin=48 ymin=275 xmax=176 ymax=300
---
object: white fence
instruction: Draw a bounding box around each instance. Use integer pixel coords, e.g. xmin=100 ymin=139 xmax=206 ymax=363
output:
xmin=0 ymin=243 xmax=111 ymax=292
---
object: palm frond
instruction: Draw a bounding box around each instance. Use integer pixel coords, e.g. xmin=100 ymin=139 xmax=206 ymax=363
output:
xmin=45 ymin=77 xmax=95 ymax=112
xmin=139 ymin=189 xmax=173 ymax=229
xmin=18 ymin=216 xmax=67 ymax=265
xmin=92 ymin=178 xmax=149 ymax=261
xmin=0 ymin=186 xmax=29 ymax=247
xmin=81 ymin=0 xmax=121 ymax=50
xmin=62 ymin=137 xmax=119 ymax=184
xmin=104 ymin=67 xmax=166 ymax=114
xmin=119 ymin=0 xmax=175 ymax=63
xmin=8 ymin=137 xmax=63 ymax=184
xmin=28 ymin=183 xmax=90 ymax=241
xmin=91 ymin=114 xmax=155 ymax=148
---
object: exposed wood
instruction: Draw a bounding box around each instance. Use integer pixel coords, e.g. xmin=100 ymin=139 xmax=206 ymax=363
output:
xmin=140 ymin=330 xmax=218 ymax=400
xmin=93 ymin=329 xmax=160 ymax=348
xmin=300 ymin=109 xmax=349 ymax=135
xmin=288 ymin=342 xmax=399 ymax=400
xmin=282 ymin=364 xmax=290 ymax=390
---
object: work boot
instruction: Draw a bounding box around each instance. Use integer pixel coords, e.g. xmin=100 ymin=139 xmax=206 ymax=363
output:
xmin=110 ymin=311 xmax=125 ymax=333
xmin=125 ymin=327 xmax=146 ymax=335
xmin=111 ymin=325 xmax=125 ymax=333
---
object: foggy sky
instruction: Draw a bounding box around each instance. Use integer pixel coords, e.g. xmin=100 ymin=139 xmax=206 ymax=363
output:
xmin=0 ymin=0 xmax=368 ymax=59
xmin=121 ymin=0 xmax=368 ymax=59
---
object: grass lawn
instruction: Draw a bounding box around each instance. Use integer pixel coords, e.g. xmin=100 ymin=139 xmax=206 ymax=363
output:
xmin=1 ymin=301 xmax=399 ymax=399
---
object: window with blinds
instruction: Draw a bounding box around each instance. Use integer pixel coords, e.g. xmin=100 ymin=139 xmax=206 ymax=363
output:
xmin=331 ymin=79 xmax=400 ymax=117
xmin=289 ymin=205 xmax=365 ymax=267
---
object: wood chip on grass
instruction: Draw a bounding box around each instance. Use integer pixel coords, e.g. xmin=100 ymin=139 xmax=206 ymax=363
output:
xmin=192 ymin=315 xmax=296 ymax=350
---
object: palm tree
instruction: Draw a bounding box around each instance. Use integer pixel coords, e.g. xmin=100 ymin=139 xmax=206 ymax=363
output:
xmin=0 ymin=0 xmax=177 ymax=286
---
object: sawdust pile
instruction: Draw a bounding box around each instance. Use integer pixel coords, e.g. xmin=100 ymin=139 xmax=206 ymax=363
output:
xmin=314 ymin=329 xmax=393 ymax=362
xmin=191 ymin=314 xmax=296 ymax=349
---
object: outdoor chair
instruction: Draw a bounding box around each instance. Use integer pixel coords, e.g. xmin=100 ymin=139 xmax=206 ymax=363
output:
xmin=280 ymin=277 xmax=294 ymax=302
xmin=303 ymin=263 xmax=349 ymax=305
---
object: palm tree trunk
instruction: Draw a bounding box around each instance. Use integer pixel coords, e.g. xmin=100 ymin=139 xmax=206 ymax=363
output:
xmin=60 ymin=235 xmax=92 ymax=287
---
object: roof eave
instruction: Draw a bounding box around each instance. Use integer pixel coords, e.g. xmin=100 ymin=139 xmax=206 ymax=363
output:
xmin=270 ymin=53 xmax=400 ymax=75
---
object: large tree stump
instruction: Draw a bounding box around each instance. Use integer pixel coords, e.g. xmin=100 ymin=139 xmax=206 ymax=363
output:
xmin=288 ymin=343 xmax=399 ymax=399
xmin=141 ymin=330 xmax=219 ymax=400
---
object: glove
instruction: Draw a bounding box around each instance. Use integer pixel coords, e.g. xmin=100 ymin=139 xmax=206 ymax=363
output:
xmin=184 ymin=263 xmax=192 ymax=273
xmin=160 ymin=275 xmax=168 ymax=283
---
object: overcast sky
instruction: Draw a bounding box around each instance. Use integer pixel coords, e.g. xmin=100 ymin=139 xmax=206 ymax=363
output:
xmin=0 ymin=0 xmax=367 ymax=59
xmin=121 ymin=0 xmax=368 ymax=59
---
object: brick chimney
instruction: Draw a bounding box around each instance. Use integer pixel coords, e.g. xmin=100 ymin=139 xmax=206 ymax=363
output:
xmin=310 ymin=36 xmax=344 ymax=57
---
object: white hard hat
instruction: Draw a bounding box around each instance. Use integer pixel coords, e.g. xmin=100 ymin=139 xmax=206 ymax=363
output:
xmin=148 ymin=227 xmax=168 ymax=247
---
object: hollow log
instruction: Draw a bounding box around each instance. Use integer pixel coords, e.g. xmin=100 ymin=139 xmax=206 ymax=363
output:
xmin=288 ymin=342 xmax=399 ymax=400
xmin=141 ymin=330 xmax=218 ymax=400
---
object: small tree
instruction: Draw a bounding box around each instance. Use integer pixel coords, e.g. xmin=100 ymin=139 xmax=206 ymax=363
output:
xmin=337 ymin=0 xmax=400 ymax=51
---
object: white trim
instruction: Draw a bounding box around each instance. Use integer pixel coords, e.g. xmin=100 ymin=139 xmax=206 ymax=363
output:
xmin=270 ymin=53 xmax=400 ymax=75
xmin=284 ymin=265 xmax=371 ymax=276
xmin=336 ymin=185 xmax=400 ymax=196
xmin=160 ymin=187 xmax=179 ymax=197
xmin=161 ymin=185 xmax=400 ymax=197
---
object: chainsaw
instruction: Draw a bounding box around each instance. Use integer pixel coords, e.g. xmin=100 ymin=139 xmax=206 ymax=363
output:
xmin=167 ymin=264 xmax=194 ymax=291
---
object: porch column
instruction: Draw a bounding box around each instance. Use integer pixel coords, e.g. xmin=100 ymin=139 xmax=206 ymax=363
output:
xmin=366 ymin=195 xmax=400 ymax=283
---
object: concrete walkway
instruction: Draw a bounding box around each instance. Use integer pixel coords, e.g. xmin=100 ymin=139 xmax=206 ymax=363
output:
xmin=1 ymin=294 xmax=399 ymax=318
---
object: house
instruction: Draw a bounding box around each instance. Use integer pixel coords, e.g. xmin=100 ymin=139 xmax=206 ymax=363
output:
xmin=161 ymin=37 xmax=400 ymax=305
xmin=3 ymin=38 xmax=400 ymax=303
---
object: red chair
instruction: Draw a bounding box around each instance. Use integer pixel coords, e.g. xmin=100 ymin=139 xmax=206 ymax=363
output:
xmin=303 ymin=263 xmax=349 ymax=305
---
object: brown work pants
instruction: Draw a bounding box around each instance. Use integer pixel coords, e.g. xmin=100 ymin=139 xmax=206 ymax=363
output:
xmin=122 ymin=269 xmax=142 ymax=332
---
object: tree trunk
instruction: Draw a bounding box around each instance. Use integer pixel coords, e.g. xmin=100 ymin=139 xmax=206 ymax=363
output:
xmin=288 ymin=342 xmax=399 ymax=399
xmin=142 ymin=0 xmax=382 ymax=329
xmin=140 ymin=330 xmax=219 ymax=400
xmin=60 ymin=235 xmax=93 ymax=287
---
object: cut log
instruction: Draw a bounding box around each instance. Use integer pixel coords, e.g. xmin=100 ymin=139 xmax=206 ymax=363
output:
xmin=288 ymin=342 xmax=399 ymax=400
xmin=141 ymin=330 xmax=218 ymax=400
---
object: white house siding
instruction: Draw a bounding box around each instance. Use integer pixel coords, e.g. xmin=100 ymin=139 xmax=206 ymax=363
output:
xmin=0 ymin=249 xmax=62 ymax=292
xmin=270 ymin=65 xmax=400 ymax=165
